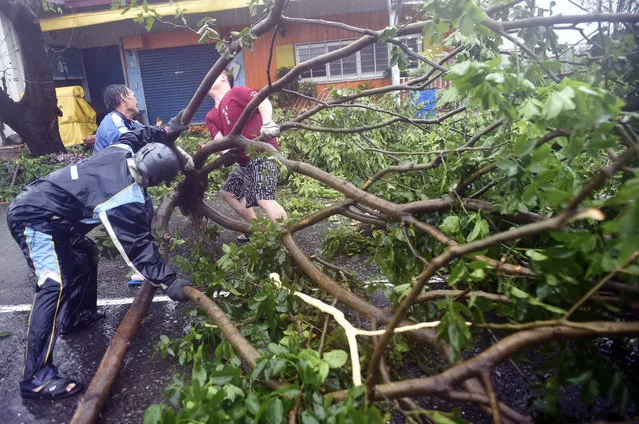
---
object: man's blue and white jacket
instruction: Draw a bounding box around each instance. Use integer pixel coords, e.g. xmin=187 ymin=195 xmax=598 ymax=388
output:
xmin=94 ymin=110 xmax=144 ymax=152
xmin=8 ymin=127 xmax=176 ymax=288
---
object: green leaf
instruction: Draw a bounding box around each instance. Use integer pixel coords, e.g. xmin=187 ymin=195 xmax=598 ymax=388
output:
xmin=581 ymin=378 xmax=600 ymax=405
xmin=192 ymin=360 xmax=207 ymax=386
xmin=223 ymin=383 xmax=244 ymax=402
xmin=323 ymin=350 xmax=348 ymax=368
xmin=510 ymin=287 xmax=529 ymax=299
xmin=265 ymin=397 xmax=284 ymax=424
xmin=318 ymin=360 xmax=330 ymax=383
xmin=510 ymin=286 xmax=566 ymax=314
xmin=271 ymin=358 xmax=287 ymax=377
xmin=448 ymin=263 xmax=466 ymax=285
xmin=449 ymin=61 xmax=472 ymax=76
xmin=246 ymin=393 xmax=260 ymax=415
xmin=525 ymin=249 xmax=548 ymax=261
xmin=518 ymin=99 xmax=541 ymax=120
xmin=544 ymin=92 xmax=564 ymax=120
xmin=439 ymin=215 xmax=460 ymax=235
xmin=467 ymin=217 xmax=489 ymax=242
xmin=435 ymin=21 xmax=450 ymax=32
xmin=396 ymin=339 xmax=410 ymax=353
xmin=268 ymin=343 xmax=288 ymax=355
xmin=567 ymin=370 xmax=592 ymax=385
xmin=469 ymin=267 xmax=485 ymax=280
xmin=438 ymin=87 xmax=460 ymax=106
xmin=513 ymin=140 xmax=535 ymax=160
xmin=438 ymin=305 xmax=471 ymax=356
xmin=429 ymin=410 xmax=470 ymax=424
xmin=496 ymin=158 xmax=518 ymax=176
xmin=485 ymin=72 xmax=505 ymax=84
xmin=143 ymin=404 xmax=164 ymax=424
xmin=301 ymin=411 xmax=320 ymax=424
xmin=0 ymin=332 xmax=11 ymax=338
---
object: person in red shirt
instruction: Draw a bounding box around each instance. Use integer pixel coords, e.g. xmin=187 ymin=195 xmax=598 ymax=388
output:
xmin=205 ymin=67 xmax=287 ymax=232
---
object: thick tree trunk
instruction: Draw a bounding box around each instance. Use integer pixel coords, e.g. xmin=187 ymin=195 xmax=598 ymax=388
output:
xmin=0 ymin=0 xmax=65 ymax=156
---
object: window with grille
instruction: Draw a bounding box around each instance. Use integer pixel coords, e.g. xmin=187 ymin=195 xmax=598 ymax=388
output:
xmin=294 ymin=36 xmax=421 ymax=83
xmin=402 ymin=36 xmax=422 ymax=70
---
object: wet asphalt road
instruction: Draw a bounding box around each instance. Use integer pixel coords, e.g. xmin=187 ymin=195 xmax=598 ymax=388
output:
xmin=0 ymin=197 xmax=365 ymax=424
xmin=0 ymin=204 xmax=192 ymax=424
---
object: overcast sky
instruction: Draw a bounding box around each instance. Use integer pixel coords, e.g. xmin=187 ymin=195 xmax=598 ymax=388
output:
xmin=534 ymin=0 xmax=596 ymax=43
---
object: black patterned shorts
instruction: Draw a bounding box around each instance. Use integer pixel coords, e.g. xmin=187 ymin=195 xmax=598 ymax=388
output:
xmin=221 ymin=157 xmax=279 ymax=208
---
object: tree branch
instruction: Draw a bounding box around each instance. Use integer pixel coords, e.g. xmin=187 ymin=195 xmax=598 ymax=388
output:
xmin=414 ymin=290 xmax=511 ymax=305
xmin=482 ymin=371 xmax=502 ymax=424
xmin=387 ymin=38 xmax=448 ymax=72
xmin=404 ymin=215 xmax=536 ymax=278
xmin=197 ymin=200 xmax=251 ymax=233
xmin=284 ymin=48 xmax=464 ymax=126
xmin=362 ymin=157 xmax=442 ymax=191
xmin=367 ymin=145 xmax=638 ymax=395
xmin=566 ymin=135 xmax=639 ymax=210
xmin=181 ymin=0 xmax=288 ymax=124
xmin=454 ymin=129 xmax=570 ymax=196
xmin=497 ymin=30 xmax=561 ymax=83
xmin=485 ymin=13 xmax=639 ymax=32
xmin=288 ymin=200 xmax=354 ymax=233
xmin=485 ymin=0 xmax=526 ymax=16
xmin=340 ymin=208 xmax=387 ymax=227
xmin=564 ymin=250 xmax=639 ymax=319
xmin=335 ymin=321 xmax=639 ymax=402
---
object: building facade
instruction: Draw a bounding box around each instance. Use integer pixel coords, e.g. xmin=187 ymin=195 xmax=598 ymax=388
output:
xmin=34 ymin=0 xmax=432 ymax=125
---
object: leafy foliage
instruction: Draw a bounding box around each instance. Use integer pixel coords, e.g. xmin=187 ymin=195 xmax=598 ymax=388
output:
xmin=102 ymin=0 xmax=639 ymax=422
xmin=0 ymin=149 xmax=90 ymax=201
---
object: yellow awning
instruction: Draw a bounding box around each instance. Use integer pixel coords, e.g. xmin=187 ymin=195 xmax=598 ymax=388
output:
xmin=40 ymin=0 xmax=249 ymax=32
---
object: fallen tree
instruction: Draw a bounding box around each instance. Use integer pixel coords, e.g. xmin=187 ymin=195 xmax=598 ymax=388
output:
xmin=92 ymin=0 xmax=639 ymax=422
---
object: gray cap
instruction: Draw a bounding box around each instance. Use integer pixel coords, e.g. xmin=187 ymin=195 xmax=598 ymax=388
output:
xmin=134 ymin=143 xmax=180 ymax=187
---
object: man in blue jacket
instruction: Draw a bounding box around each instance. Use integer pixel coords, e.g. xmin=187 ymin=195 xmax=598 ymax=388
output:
xmin=95 ymin=84 xmax=193 ymax=286
xmin=94 ymin=84 xmax=144 ymax=152
xmin=7 ymin=114 xmax=192 ymax=400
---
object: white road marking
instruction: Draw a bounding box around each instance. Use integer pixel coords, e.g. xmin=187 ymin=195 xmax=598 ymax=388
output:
xmin=0 ymin=291 xmax=231 ymax=313
xmin=0 ymin=277 xmax=446 ymax=314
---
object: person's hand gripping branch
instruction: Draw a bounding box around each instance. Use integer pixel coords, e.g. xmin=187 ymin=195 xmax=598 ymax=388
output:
xmin=164 ymin=277 xmax=192 ymax=301
xmin=146 ymin=277 xmax=192 ymax=301
xmin=260 ymin=120 xmax=280 ymax=140
xmin=165 ymin=110 xmax=194 ymax=171
xmin=165 ymin=110 xmax=189 ymax=142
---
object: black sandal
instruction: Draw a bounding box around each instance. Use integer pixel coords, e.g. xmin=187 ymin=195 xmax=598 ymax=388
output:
xmin=21 ymin=377 xmax=84 ymax=400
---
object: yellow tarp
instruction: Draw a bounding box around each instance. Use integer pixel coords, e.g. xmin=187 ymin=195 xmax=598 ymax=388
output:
xmin=56 ymin=86 xmax=97 ymax=147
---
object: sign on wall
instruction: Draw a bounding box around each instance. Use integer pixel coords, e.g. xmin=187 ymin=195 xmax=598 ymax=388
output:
xmin=48 ymin=48 xmax=84 ymax=81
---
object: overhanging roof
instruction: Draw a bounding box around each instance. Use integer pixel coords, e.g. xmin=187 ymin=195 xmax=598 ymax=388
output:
xmin=40 ymin=0 xmax=252 ymax=31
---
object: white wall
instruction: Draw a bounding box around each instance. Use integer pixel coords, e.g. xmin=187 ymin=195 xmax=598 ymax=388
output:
xmin=0 ymin=11 xmax=26 ymax=138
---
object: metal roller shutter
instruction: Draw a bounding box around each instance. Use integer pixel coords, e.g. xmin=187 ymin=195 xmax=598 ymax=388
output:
xmin=138 ymin=44 xmax=219 ymax=124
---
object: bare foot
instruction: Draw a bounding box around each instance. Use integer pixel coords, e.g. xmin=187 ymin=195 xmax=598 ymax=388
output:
xmin=32 ymin=381 xmax=76 ymax=393
xmin=130 ymin=272 xmax=145 ymax=281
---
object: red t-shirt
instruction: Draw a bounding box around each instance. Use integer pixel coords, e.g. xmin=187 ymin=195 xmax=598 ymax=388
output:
xmin=205 ymin=86 xmax=280 ymax=166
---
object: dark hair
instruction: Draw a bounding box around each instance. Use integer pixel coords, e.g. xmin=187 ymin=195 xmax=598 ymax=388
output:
xmin=103 ymin=84 xmax=131 ymax=111
xmin=225 ymin=70 xmax=235 ymax=88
